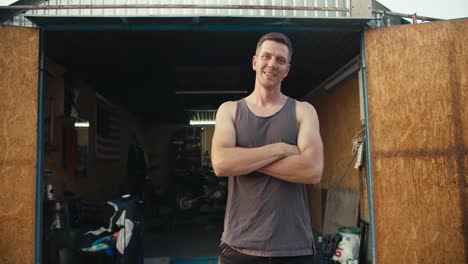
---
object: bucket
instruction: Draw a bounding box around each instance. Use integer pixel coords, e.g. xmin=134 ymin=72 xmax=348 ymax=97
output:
xmin=332 ymin=226 xmax=361 ymax=264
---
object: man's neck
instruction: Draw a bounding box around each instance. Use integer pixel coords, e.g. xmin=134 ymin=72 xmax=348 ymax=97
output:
xmin=248 ymin=85 xmax=286 ymax=107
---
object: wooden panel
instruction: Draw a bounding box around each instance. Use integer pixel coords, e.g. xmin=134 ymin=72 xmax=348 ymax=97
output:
xmin=372 ymin=156 xmax=464 ymax=263
xmin=365 ymin=19 xmax=468 ymax=263
xmin=366 ymin=26 xmax=457 ymax=153
xmin=322 ymin=187 xmax=360 ymax=235
xmin=466 ymin=156 xmax=468 ymax=218
xmin=461 ymin=20 xmax=468 ymax=249
xmin=43 ymin=70 xmax=147 ymax=203
xmin=461 ymin=21 xmax=468 ymax=149
xmin=308 ymin=185 xmax=323 ymax=232
xmin=0 ymin=26 xmax=39 ymax=264
xmin=309 ymin=77 xmax=363 ymax=189
xmin=307 ymin=76 xmax=367 ymax=232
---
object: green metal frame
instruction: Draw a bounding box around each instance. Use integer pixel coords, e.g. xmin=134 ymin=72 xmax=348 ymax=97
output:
xmin=40 ymin=23 xmax=364 ymax=32
xmin=34 ymin=28 xmax=45 ymax=264
xmin=360 ymin=31 xmax=376 ymax=264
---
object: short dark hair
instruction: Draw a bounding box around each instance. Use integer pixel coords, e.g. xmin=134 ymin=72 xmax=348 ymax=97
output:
xmin=255 ymin=32 xmax=293 ymax=62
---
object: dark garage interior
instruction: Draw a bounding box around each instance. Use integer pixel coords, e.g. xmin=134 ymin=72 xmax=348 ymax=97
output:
xmin=39 ymin=22 xmax=361 ymax=263
xmin=44 ymin=27 xmax=361 ymax=123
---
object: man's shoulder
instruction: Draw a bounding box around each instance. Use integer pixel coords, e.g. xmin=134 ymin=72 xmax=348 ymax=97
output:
xmin=294 ymin=100 xmax=317 ymax=113
xmin=294 ymin=100 xmax=318 ymax=123
xmin=219 ymin=100 xmax=238 ymax=109
xmin=217 ymin=100 xmax=238 ymax=118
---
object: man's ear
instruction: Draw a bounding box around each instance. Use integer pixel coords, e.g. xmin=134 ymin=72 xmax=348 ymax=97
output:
xmin=252 ymin=55 xmax=257 ymax=71
xmin=283 ymin=63 xmax=291 ymax=77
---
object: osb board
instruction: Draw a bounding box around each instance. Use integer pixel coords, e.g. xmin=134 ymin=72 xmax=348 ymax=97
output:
xmin=372 ymin=156 xmax=464 ymax=263
xmin=466 ymin=155 xmax=468 ymax=193
xmin=309 ymin=77 xmax=363 ymax=189
xmin=307 ymin=185 xmax=322 ymax=232
xmin=42 ymin=69 xmax=146 ymax=203
xmin=365 ymin=19 xmax=468 ymax=263
xmin=322 ymin=187 xmax=360 ymax=235
xmin=459 ymin=22 xmax=468 ymax=149
xmin=365 ymin=20 xmax=467 ymax=153
xmin=145 ymin=125 xmax=184 ymax=194
xmin=359 ymin=168 xmax=370 ymax=223
xmin=0 ymin=26 xmax=39 ymax=264
xmin=307 ymin=76 xmax=367 ymax=231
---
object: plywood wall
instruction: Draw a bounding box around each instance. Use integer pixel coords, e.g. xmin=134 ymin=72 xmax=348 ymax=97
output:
xmin=365 ymin=19 xmax=468 ymax=263
xmin=43 ymin=61 xmax=146 ymax=203
xmin=144 ymin=124 xmax=183 ymax=194
xmin=307 ymin=76 xmax=368 ymax=231
xmin=0 ymin=26 xmax=39 ymax=264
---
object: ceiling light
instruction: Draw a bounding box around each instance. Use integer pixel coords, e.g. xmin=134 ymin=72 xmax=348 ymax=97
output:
xmin=189 ymin=120 xmax=216 ymax=126
xmin=321 ymin=56 xmax=361 ymax=93
xmin=74 ymin=121 xmax=90 ymax=128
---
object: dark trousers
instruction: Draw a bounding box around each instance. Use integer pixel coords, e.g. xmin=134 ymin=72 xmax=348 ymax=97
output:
xmin=219 ymin=243 xmax=314 ymax=264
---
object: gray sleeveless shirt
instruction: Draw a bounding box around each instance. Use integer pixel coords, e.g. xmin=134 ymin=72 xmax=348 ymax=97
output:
xmin=221 ymin=97 xmax=314 ymax=257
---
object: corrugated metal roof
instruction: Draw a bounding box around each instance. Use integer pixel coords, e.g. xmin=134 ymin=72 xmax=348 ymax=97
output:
xmin=26 ymin=15 xmax=369 ymax=31
xmin=1 ymin=0 xmax=376 ymax=27
xmin=24 ymin=0 xmax=352 ymax=18
xmin=0 ymin=0 xmax=44 ymax=24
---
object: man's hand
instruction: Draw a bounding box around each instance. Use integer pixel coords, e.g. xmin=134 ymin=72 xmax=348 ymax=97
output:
xmin=278 ymin=142 xmax=301 ymax=157
xmin=211 ymin=102 xmax=290 ymax=177
xmin=258 ymin=101 xmax=323 ymax=184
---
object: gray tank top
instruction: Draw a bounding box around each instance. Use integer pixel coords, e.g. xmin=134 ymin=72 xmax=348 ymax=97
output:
xmin=221 ymin=97 xmax=314 ymax=257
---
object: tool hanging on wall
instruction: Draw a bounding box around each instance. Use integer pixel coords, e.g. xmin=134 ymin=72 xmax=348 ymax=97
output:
xmin=335 ymin=129 xmax=366 ymax=186
xmin=352 ymin=130 xmax=366 ymax=170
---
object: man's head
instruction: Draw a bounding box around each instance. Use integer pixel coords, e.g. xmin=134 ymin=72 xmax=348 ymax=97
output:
xmin=252 ymin=32 xmax=292 ymax=90
xmin=255 ymin=32 xmax=293 ymax=62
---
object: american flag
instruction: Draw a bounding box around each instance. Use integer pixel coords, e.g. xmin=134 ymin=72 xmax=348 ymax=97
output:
xmin=96 ymin=95 xmax=120 ymax=161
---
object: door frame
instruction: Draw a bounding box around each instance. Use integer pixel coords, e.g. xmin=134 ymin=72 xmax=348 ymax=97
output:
xmin=360 ymin=31 xmax=376 ymax=264
xmin=34 ymin=29 xmax=46 ymax=264
xmin=33 ymin=19 xmax=375 ymax=264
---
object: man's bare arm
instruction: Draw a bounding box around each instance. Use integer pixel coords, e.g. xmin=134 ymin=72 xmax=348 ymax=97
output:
xmin=258 ymin=102 xmax=324 ymax=184
xmin=211 ymin=101 xmax=299 ymax=177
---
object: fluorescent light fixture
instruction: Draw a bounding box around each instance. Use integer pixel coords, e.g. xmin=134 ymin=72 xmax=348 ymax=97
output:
xmin=176 ymin=90 xmax=248 ymax=94
xmin=321 ymin=56 xmax=361 ymax=93
xmin=74 ymin=121 xmax=90 ymax=128
xmin=189 ymin=120 xmax=216 ymax=126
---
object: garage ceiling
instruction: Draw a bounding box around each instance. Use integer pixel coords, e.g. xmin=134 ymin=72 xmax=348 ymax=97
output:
xmin=43 ymin=24 xmax=361 ymax=123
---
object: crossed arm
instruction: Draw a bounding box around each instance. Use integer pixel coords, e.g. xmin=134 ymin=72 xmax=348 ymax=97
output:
xmin=210 ymin=100 xmax=323 ymax=184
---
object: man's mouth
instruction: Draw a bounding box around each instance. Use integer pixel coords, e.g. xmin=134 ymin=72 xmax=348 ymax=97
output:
xmin=264 ymin=71 xmax=276 ymax=77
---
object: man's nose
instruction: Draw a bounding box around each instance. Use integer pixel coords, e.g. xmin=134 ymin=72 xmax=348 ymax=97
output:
xmin=267 ymin=58 xmax=277 ymax=68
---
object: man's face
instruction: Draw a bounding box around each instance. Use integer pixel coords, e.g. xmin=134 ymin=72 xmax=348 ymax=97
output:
xmin=252 ymin=40 xmax=291 ymax=89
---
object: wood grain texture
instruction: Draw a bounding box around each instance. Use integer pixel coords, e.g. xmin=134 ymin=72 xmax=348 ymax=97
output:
xmin=43 ymin=71 xmax=147 ymax=203
xmin=0 ymin=26 xmax=39 ymax=264
xmin=309 ymin=77 xmax=363 ymax=189
xmin=372 ymin=156 xmax=464 ymax=263
xmin=365 ymin=19 xmax=468 ymax=263
xmin=308 ymin=185 xmax=323 ymax=232
xmin=307 ymin=76 xmax=366 ymax=231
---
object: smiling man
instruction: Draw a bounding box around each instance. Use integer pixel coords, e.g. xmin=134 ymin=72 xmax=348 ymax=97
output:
xmin=211 ymin=32 xmax=324 ymax=264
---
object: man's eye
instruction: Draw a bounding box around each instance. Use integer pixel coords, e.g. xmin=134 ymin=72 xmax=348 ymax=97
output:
xmin=262 ymin=55 xmax=270 ymax=59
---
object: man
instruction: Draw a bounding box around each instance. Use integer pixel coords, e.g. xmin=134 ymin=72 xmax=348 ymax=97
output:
xmin=211 ymin=32 xmax=324 ymax=264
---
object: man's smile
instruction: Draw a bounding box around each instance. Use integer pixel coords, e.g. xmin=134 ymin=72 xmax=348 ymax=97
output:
xmin=264 ymin=71 xmax=276 ymax=77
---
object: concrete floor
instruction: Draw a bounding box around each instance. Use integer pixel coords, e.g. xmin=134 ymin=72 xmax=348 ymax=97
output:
xmin=144 ymin=208 xmax=224 ymax=259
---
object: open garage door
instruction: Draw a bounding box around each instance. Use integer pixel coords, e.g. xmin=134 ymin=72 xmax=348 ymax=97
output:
xmin=0 ymin=26 xmax=41 ymax=264
xmin=364 ymin=19 xmax=468 ymax=263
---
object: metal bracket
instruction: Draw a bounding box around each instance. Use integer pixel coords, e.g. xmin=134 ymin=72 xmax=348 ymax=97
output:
xmin=350 ymin=0 xmax=372 ymax=18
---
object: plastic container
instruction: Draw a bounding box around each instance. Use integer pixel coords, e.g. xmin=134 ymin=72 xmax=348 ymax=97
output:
xmin=333 ymin=227 xmax=361 ymax=264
